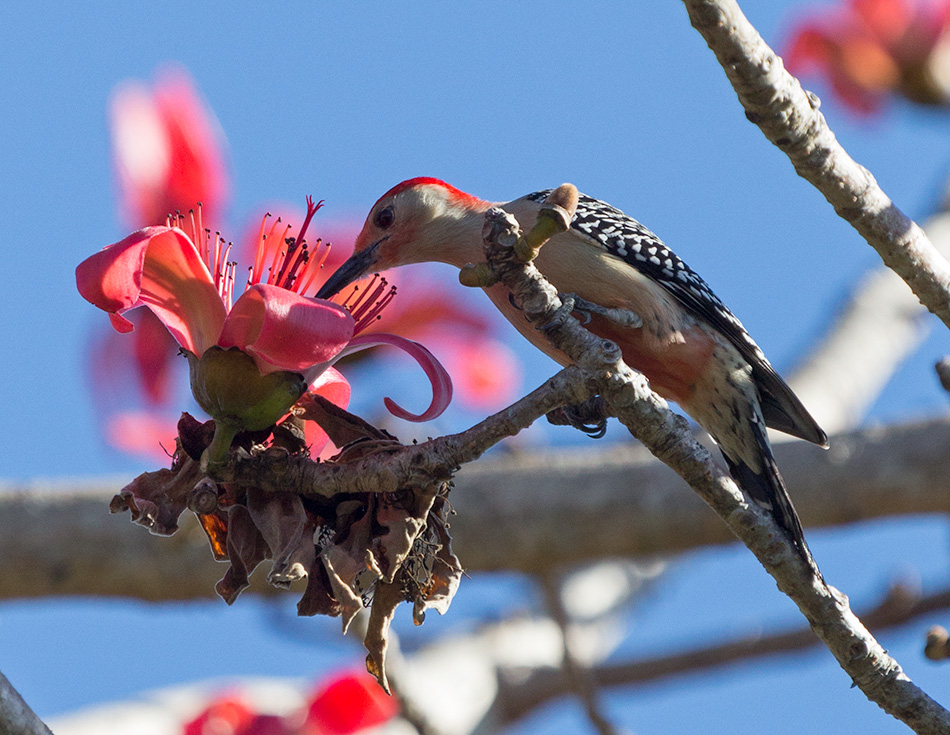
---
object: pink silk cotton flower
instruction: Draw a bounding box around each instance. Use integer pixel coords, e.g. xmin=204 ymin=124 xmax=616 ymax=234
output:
xmin=77 ymin=198 xmax=452 ymax=448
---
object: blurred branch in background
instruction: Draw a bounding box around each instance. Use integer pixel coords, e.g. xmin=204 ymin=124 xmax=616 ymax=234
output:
xmin=493 ymin=579 xmax=950 ymax=726
xmin=3 ymin=415 xmax=949 ymax=602
xmin=788 ymin=206 xmax=950 ymax=434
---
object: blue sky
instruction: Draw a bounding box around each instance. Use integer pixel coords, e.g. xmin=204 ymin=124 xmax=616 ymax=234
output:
xmin=2 ymin=1 xmax=950 ymax=732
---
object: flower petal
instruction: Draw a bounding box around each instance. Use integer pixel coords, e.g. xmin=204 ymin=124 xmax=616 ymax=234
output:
xmin=304 ymin=367 xmax=352 ymax=456
xmin=110 ymin=67 xmax=228 ymax=228
xmin=309 ymin=365 xmax=352 ymax=408
xmin=304 ymin=671 xmax=399 ymax=735
xmin=219 ymin=284 xmax=355 ymax=373
xmin=337 ymin=333 xmax=453 ymax=421
xmin=76 ymin=226 xmax=226 ymax=355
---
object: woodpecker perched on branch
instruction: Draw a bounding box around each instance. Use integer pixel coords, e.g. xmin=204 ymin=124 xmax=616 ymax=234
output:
xmin=317 ymin=177 xmax=828 ymax=572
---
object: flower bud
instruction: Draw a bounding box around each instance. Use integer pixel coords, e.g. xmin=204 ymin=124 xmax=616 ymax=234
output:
xmin=187 ymin=346 xmax=307 ymax=432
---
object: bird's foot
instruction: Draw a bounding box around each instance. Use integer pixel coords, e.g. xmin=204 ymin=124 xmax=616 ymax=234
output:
xmin=539 ymin=293 xmax=577 ymax=331
xmin=547 ymin=396 xmax=609 ymax=438
xmin=556 ymin=293 xmax=643 ymax=329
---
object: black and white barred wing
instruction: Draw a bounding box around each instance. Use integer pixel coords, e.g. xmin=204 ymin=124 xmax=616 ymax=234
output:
xmin=526 ymin=190 xmax=826 ymax=445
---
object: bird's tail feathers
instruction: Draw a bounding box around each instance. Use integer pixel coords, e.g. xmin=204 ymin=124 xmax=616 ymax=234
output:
xmin=722 ymin=433 xmax=822 ymax=582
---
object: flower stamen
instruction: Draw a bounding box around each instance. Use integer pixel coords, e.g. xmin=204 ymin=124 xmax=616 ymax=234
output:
xmin=247 ymin=197 xmax=332 ymax=297
xmin=341 ymin=275 xmax=397 ymax=334
xmin=274 ymin=237 xmax=301 ymax=288
xmin=353 ymin=285 xmax=396 ymax=333
xmin=294 ymin=240 xmax=329 ymax=296
xmin=296 ymin=195 xmax=324 ymax=250
xmin=266 ymin=223 xmax=292 ymax=286
xmin=250 ymin=213 xmax=272 ymax=285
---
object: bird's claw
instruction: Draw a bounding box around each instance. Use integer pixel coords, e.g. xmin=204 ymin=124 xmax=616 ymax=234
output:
xmin=559 ymin=293 xmax=643 ymax=329
xmin=546 ymin=396 xmax=609 ymax=438
xmin=539 ymin=293 xmax=577 ymax=332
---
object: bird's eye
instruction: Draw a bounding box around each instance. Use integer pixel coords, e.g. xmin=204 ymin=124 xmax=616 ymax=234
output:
xmin=374 ymin=205 xmax=395 ymax=229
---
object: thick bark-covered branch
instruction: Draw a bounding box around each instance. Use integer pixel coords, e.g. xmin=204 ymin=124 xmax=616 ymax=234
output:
xmin=681 ymin=0 xmax=950 ymax=331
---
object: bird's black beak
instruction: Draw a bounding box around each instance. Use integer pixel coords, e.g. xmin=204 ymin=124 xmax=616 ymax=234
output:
xmin=315 ymin=238 xmax=386 ymax=299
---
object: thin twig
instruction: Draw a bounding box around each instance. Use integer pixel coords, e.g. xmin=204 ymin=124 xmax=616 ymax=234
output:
xmin=213 ymin=366 xmax=591 ymax=498
xmin=540 ymin=574 xmax=619 ymax=735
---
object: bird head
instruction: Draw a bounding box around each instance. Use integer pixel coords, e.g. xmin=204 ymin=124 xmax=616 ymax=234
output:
xmin=316 ymin=177 xmax=488 ymax=299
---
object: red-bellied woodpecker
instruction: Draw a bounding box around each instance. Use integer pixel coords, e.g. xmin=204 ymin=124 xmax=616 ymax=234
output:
xmin=317 ymin=177 xmax=828 ymax=574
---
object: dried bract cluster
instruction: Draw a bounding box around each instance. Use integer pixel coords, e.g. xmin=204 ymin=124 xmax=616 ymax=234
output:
xmin=111 ymin=405 xmax=462 ymax=691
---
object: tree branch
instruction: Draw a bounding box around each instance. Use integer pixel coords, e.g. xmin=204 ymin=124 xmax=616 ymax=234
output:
xmin=540 ymin=573 xmax=619 ymax=735
xmin=212 ymin=365 xmax=592 ymax=499
xmin=495 ymin=580 xmax=950 ymax=724
xmin=0 ymin=670 xmax=53 ymax=735
xmin=681 ymin=0 xmax=950 ymax=331
xmin=472 ymin=204 xmax=950 ymax=732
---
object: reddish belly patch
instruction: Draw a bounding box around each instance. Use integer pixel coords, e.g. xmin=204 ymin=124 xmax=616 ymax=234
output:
xmin=587 ymin=315 xmax=716 ymax=405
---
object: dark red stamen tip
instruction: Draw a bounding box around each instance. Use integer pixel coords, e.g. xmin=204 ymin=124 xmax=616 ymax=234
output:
xmin=296 ymin=196 xmax=325 ymax=251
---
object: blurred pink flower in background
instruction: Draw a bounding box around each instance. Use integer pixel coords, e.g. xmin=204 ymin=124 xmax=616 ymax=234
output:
xmin=90 ymin=309 xmax=182 ymax=460
xmin=110 ymin=66 xmax=229 ymax=229
xmin=184 ymin=695 xmax=256 ymax=735
xmin=182 ymin=671 xmax=398 ymax=735
xmin=92 ymin=67 xmax=231 ymax=458
xmin=785 ymin=0 xmax=950 ymax=112
xmin=91 ymin=64 xmax=521 ymax=461
xmin=301 ymin=672 xmax=399 ymax=735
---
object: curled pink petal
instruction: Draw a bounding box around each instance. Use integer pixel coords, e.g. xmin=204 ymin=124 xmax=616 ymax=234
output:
xmin=108 ymin=312 xmax=135 ymax=334
xmin=308 ymin=366 xmax=352 ymax=408
xmin=76 ymin=226 xmax=226 ymax=355
xmin=304 ymin=366 xmax=352 ymax=456
xmin=219 ymin=284 xmax=355 ymax=374
xmin=339 ymin=333 xmax=453 ymax=421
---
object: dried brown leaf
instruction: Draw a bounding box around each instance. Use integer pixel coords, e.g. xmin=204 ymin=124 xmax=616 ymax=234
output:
xmin=372 ymin=484 xmax=439 ymax=584
xmin=296 ymin=393 xmax=393 ymax=446
xmin=363 ymin=580 xmax=404 ymax=695
xmin=110 ymin=455 xmax=204 ymax=535
xmin=216 ymin=504 xmax=269 ymax=605
xmin=196 ymin=510 xmax=230 ymax=561
xmin=297 ymin=559 xmax=340 ymax=617
xmin=246 ymin=488 xmax=315 ymax=587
